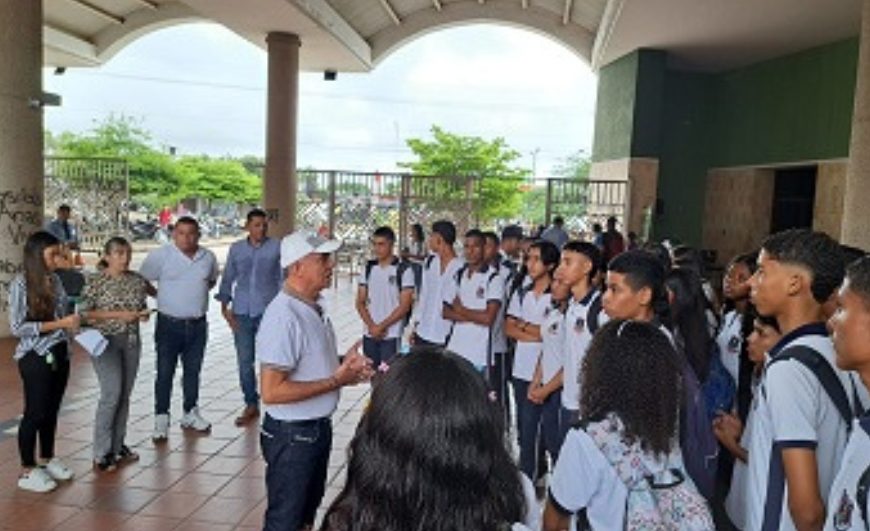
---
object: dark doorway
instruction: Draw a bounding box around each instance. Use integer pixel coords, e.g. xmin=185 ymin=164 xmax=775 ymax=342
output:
xmin=770 ymin=166 xmax=817 ymax=233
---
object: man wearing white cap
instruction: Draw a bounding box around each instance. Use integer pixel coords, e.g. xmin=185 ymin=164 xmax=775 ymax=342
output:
xmin=256 ymin=230 xmax=374 ymax=531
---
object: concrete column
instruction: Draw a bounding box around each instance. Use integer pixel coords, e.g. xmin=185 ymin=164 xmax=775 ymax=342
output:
xmin=842 ymin=0 xmax=870 ymax=249
xmin=264 ymin=32 xmax=300 ymax=237
xmin=0 ymin=0 xmax=44 ymax=337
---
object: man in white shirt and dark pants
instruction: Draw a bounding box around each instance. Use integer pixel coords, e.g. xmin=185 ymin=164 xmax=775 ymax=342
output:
xmin=256 ymin=230 xmax=374 ymax=531
xmin=140 ymin=217 xmax=219 ymax=440
xmin=412 ymin=220 xmax=463 ymax=347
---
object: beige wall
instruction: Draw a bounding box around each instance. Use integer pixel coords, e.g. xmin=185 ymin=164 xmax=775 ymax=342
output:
xmin=702 ymin=168 xmax=775 ymax=266
xmin=813 ymin=161 xmax=848 ymax=240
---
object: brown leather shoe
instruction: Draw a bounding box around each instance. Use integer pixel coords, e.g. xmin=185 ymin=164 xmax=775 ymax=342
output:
xmin=234 ymin=405 xmax=260 ymax=427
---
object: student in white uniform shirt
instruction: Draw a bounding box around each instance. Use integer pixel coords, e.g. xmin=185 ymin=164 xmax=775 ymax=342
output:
xmin=506 ymin=239 xmax=560 ymax=480
xmin=715 ymin=313 xmax=782 ymax=530
xmin=256 ymin=230 xmax=374 ymax=531
xmin=321 ymin=348 xmax=540 ymax=531
xmin=483 ymin=230 xmax=514 ymax=421
xmin=355 ymin=226 xmax=415 ymax=367
xmin=825 ymin=255 xmax=870 ymax=531
xmin=602 ymin=251 xmax=671 ymax=335
xmin=717 ymin=253 xmax=757 ymax=385
xmin=554 ymin=241 xmax=605 ymax=435
xmin=745 ymin=229 xmax=849 ymax=531
xmin=528 ymin=278 xmax=570 ymax=464
xmin=412 ymin=220 xmax=463 ymax=347
xmin=544 ymin=320 xmax=711 ymax=530
xmin=443 ymin=229 xmax=503 ymax=371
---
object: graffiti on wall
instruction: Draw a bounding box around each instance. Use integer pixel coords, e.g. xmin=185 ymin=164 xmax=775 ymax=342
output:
xmin=0 ymin=186 xmax=42 ymax=312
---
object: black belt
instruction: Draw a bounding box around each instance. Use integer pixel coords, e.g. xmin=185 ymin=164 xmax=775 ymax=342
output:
xmin=158 ymin=313 xmax=205 ymax=323
xmin=264 ymin=414 xmax=330 ymax=427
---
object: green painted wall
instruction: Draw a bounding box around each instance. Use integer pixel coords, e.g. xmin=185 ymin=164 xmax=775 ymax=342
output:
xmin=710 ymin=38 xmax=859 ymax=167
xmin=591 ymin=52 xmax=639 ymax=162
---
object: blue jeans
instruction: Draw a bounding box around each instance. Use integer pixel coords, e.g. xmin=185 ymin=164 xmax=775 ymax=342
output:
xmin=513 ymin=378 xmax=542 ymax=480
xmin=154 ymin=314 xmax=207 ymax=415
xmin=560 ymin=407 xmax=579 ymax=445
xmin=540 ymin=389 xmax=563 ymax=464
xmin=362 ymin=336 xmax=399 ymax=367
xmin=233 ymin=314 xmax=261 ymax=407
xmin=261 ymin=414 xmax=332 ymax=531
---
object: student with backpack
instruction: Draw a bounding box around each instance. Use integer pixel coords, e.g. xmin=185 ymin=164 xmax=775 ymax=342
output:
xmin=745 ymin=229 xmax=849 ymax=531
xmin=604 ymin=250 xmax=720 ymax=501
xmin=543 ymin=320 xmax=714 ymax=530
xmin=442 ymin=230 xmax=503 ymax=371
xmin=554 ymin=241 xmax=605 ymax=438
xmin=483 ymin=230 xmax=514 ymax=423
xmin=506 ymin=239 xmax=559 ymax=481
xmin=824 ymin=255 xmax=870 ymax=531
xmin=411 ymin=220 xmax=463 ymax=347
xmin=355 ymin=226 xmax=415 ymax=367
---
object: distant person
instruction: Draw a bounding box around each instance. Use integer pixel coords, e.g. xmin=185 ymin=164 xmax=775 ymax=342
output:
xmin=321 ymin=348 xmax=539 ymax=531
xmin=400 ymin=223 xmax=426 ymax=290
xmin=356 ymin=226 xmax=414 ymax=368
xmin=541 ymin=216 xmax=569 ymax=249
xmin=591 ymin=222 xmax=604 ymax=249
xmin=627 ymin=231 xmax=640 ymax=250
xmin=601 ymin=216 xmax=626 ymax=264
xmin=9 ymin=231 xmax=79 ymax=493
xmin=45 ymin=204 xmax=79 ymax=250
xmin=158 ymin=205 xmax=172 ymax=229
xmin=257 ymin=230 xmax=374 ymax=531
xmin=500 ymin=224 xmax=524 ymax=271
xmin=140 ymin=216 xmax=219 ymax=440
xmin=411 ymin=220 xmax=463 ymax=347
xmin=215 ymin=209 xmax=282 ymax=427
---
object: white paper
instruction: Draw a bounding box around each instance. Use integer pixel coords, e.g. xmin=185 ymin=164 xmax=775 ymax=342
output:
xmin=75 ymin=328 xmax=108 ymax=358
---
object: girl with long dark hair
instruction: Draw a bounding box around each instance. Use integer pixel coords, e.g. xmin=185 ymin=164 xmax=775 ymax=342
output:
xmin=506 ymin=239 xmax=560 ymax=481
xmin=665 ymin=268 xmax=714 ymax=382
xmin=79 ymin=237 xmax=153 ymax=471
xmin=544 ymin=320 xmax=711 ymax=529
xmin=9 ymin=231 xmax=80 ymax=492
xmin=321 ymin=348 xmax=537 ymax=531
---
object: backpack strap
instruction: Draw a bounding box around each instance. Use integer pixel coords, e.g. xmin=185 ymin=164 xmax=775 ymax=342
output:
xmin=424 ymin=254 xmax=436 ymax=270
xmin=363 ymin=259 xmax=376 ymax=286
xmin=768 ymin=346 xmax=854 ymax=431
xmin=586 ymin=292 xmax=603 ymax=335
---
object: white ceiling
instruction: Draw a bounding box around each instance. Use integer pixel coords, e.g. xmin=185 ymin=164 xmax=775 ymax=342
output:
xmin=594 ymin=0 xmax=864 ymax=72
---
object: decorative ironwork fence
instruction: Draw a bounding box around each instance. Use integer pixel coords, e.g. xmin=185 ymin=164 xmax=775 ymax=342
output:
xmin=44 ymin=157 xmax=129 ymax=251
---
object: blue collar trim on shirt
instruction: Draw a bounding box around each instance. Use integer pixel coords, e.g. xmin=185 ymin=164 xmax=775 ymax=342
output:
xmin=859 ymin=414 xmax=870 ymax=437
xmin=573 ymin=287 xmax=597 ymax=306
xmin=768 ymin=322 xmax=828 ymax=358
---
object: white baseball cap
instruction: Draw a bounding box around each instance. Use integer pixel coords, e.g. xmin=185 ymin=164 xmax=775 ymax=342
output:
xmin=280 ymin=230 xmax=342 ymax=268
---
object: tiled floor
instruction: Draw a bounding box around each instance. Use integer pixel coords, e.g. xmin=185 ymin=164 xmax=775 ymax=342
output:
xmin=0 ymin=256 xmax=366 ymax=531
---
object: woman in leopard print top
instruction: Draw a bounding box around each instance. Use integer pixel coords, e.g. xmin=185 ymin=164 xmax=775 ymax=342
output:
xmin=80 ymin=237 xmax=155 ymax=471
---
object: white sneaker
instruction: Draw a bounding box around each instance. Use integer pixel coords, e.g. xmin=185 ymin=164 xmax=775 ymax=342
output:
xmin=180 ymin=407 xmax=211 ymax=432
xmin=18 ymin=467 xmax=57 ymax=493
xmin=152 ymin=413 xmax=170 ymax=441
xmin=44 ymin=458 xmax=74 ymax=481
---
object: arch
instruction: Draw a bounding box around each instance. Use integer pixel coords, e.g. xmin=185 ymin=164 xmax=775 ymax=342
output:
xmin=369 ymin=3 xmax=595 ymax=68
xmin=93 ymin=1 xmax=203 ymax=64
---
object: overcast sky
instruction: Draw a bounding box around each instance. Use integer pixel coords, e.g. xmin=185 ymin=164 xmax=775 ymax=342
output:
xmin=43 ymin=22 xmax=597 ymax=176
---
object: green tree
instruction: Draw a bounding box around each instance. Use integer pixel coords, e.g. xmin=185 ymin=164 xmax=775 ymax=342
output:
xmin=552 ymin=150 xmax=591 ymax=180
xmin=399 ymin=126 xmax=528 ymax=222
xmin=175 ymin=156 xmax=262 ymax=205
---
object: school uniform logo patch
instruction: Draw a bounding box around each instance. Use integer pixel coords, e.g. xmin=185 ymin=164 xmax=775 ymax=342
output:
xmin=574 ymin=317 xmax=585 ymax=333
xmin=476 ymin=286 xmax=485 ymax=298
xmin=388 ymin=275 xmax=397 ymax=285
xmin=544 ymin=307 xmax=551 ymax=318
xmin=728 ymin=336 xmax=740 ymax=352
xmin=549 ymin=321 xmax=560 ymax=334
xmin=833 ymin=489 xmax=854 ymax=530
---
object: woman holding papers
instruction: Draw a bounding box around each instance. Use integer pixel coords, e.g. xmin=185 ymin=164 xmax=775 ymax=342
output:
xmin=9 ymin=231 xmax=81 ymax=493
xmin=79 ymin=237 xmax=153 ymax=472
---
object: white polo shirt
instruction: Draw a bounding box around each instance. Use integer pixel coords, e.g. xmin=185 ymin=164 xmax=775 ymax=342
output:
xmin=359 ymin=258 xmax=415 ymax=339
xmin=416 ymin=254 xmax=464 ymax=344
xmin=562 ymin=290 xmax=607 ymax=411
xmin=507 ymin=286 xmax=552 ymax=382
xmin=139 ymin=243 xmax=219 ymax=319
xmin=825 ymin=416 xmax=870 ymax=531
xmin=490 ymin=260 xmax=514 ymax=356
xmin=255 ymin=290 xmax=340 ymax=421
xmin=717 ymin=310 xmax=743 ymax=384
xmin=443 ymin=263 xmax=503 ymax=368
xmin=745 ymin=324 xmax=853 ymax=531
xmin=540 ymin=301 xmax=566 ymax=384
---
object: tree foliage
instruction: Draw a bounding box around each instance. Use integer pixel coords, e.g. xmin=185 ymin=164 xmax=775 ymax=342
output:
xmin=47 ymin=115 xmax=262 ymax=209
xmin=399 ymin=126 xmax=528 ymax=222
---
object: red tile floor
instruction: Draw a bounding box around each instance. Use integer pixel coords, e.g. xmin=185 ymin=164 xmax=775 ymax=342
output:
xmin=0 ymin=269 xmax=366 ymax=531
